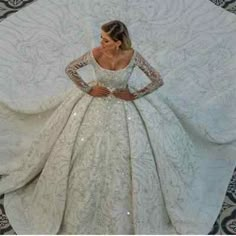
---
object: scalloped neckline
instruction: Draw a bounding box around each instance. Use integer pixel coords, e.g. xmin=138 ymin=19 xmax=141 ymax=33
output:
xmin=91 ymin=49 xmax=135 ymax=72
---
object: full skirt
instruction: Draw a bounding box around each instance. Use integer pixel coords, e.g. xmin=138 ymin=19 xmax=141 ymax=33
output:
xmin=0 ymin=88 xmax=235 ymax=234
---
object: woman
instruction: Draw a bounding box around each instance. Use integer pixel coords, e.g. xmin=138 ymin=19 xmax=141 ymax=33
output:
xmin=66 ymin=21 xmax=163 ymax=100
xmin=0 ymin=20 xmax=232 ymax=235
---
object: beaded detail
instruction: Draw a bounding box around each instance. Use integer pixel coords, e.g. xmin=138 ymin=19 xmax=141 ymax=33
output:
xmin=65 ymin=49 xmax=163 ymax=99
xmin=132 ymin=51 xmax=164 ymax=98
xmin=65 ymin=52 xmax=93 ymax=93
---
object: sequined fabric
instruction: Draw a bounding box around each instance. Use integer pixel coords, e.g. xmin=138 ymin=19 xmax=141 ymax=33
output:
xmin=0 ymin=49 xmax=235 ymax=234
xmin=65 ymin=49 xmax=164 ymax=98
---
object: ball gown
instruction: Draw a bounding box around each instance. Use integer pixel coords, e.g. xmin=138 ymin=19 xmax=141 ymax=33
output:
xmin=0 ymin=49 xmax=235 ymax=234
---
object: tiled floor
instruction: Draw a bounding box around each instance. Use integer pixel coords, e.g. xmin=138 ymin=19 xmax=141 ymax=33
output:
xmin=0 ymin=0 xmax=235 ymax=234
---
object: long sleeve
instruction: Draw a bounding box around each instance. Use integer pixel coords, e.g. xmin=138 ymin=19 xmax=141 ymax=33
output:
xmin=65 ymin=51 xmax=92 ymax=93
xmin=132 ymin=51 xmax=164 ymax=99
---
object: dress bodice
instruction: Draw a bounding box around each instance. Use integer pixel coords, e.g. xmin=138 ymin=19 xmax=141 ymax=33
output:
xmin=89 ymin=50 xmax=136 ymax=91
xmin=65 ymin=49 xmax=163 ymax=98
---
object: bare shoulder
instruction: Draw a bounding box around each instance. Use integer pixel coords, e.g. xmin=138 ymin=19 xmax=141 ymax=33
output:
xmin=92 ymin=47 xmax=102 ymax=60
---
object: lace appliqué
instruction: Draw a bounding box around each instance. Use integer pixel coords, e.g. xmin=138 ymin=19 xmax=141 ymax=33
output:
xmin=132 ymin=51 xmax=164 ymax=99
xmin=65 ymin=51 xmax=92 ymax=93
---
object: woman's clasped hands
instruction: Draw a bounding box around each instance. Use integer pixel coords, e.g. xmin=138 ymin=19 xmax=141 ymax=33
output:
xmin=112 ymin=88 xmax=136 ymax=101
xmin=88 ymin=85 xmax=136 ymax=101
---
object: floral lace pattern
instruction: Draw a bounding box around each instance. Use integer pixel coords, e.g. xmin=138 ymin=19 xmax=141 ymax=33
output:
xmin=1 ymin=0 xmax=236 ymax=234
xmin=65 ymin=52 xmax=93 ymax=93
xmin=1 ymin=48 xmax=235 ymax=234
xmin=65 ymin=49 xmax=164 ymax=99
xmin=132 ymin=51 xmax=164 ymax=98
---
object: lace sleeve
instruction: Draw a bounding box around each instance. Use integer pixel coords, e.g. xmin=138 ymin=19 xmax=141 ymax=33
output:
xmin=65 ymin=51 xmax=92 ymax=93
xmin=132 ymin=51 xmax=164 ymax=99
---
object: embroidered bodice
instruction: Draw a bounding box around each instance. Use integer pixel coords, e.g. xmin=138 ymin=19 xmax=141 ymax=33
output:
xmin=65 ymin=49 xmax=163 ymax=99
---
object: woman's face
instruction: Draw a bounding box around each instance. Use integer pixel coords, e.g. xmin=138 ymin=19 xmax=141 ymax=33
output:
xmin=100 ymin=30 xmax=120 ymax=50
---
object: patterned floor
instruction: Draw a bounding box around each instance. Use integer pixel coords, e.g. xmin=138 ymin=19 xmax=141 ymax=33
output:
xmin=0 ymin=0 xmax=235 ymax=234
xmin=210 ymin=0 xmax=236 ymax=13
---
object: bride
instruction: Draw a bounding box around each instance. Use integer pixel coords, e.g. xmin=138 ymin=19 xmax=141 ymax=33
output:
xmin=0 ymin=20 xmax=235 ymax=235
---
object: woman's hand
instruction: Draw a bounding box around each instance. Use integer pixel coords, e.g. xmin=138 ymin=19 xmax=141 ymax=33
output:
xmin=88 ymin=85 xmax=111 ymax=97
xmin=112 ymin=88 xmax=136 ymax=101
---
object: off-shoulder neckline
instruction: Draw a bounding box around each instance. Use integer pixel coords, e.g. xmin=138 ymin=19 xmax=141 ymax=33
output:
xmin=90 ymin=49 xmax=136 ymax=72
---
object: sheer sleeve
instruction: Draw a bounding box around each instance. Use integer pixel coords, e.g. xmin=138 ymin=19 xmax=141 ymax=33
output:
xmin=132 ymin=51 xmax=164 ymax=99
xmin=65 ymin=51 xmax=92 ymax=93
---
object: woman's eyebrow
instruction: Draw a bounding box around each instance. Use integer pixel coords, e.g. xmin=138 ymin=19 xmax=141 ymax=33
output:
xmin=100 ymin=35 xmax=108 ymax=40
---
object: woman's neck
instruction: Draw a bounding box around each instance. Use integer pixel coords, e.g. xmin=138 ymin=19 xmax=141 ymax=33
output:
xmin=101 ymin=47 xmax=124 ymax=58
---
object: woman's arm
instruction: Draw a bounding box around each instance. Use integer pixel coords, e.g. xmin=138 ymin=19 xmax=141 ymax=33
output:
xmin=65 ymin=51 xmax=92 ymax=93
xmin=132 ymin=51 xmax=164 ymax=99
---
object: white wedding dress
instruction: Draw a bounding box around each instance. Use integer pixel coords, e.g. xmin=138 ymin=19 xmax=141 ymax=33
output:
xmin=0 ymin=48 xmax=235 ymax=235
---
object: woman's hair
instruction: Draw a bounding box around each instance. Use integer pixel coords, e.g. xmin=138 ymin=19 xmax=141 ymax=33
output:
xmin=101 ymin=20 xmax=132 ymax=50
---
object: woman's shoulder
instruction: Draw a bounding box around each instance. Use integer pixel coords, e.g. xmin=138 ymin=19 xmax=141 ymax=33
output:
xmin=91 ymin=47 xmax=102 ymax=60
